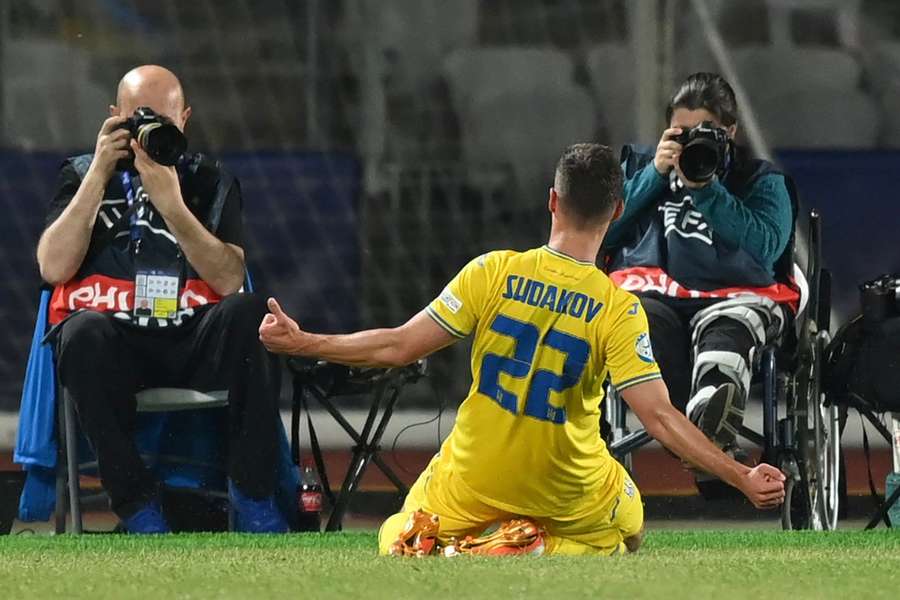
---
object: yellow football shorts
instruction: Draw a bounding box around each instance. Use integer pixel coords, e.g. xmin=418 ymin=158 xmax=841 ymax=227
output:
xmin=378 ymin=454 xmax=643 ymax=556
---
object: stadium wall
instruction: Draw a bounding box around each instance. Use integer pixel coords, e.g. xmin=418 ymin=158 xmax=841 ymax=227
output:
xmin=1 ymin=149 xmax=898 ymax=414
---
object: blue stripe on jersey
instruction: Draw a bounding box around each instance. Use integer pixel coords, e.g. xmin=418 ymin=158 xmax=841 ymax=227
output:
xmin=614 ymin=372 xmax=662 ymax=391
xmin=426 ymin=306 xmax=467 ymax=338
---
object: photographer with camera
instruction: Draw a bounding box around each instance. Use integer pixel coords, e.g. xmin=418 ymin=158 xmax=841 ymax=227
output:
xmin=36 ymin=65 xmax=286 ymax=533
xmin=604 ymin=73 xmax=796 ymax=484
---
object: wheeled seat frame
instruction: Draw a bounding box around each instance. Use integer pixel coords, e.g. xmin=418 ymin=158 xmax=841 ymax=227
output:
xmin=605 ymin=210 xmax=840 ymax=530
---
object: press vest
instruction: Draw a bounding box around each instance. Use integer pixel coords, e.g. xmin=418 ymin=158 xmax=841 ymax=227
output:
xmin=607 ymin=145 xmax=800 ymax=309
xmin=48 ymin=153 xmax=234 ymax=327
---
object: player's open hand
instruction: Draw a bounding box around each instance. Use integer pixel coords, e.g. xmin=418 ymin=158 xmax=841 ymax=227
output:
xmin=740 ymin=463 xmax=786 ymax=510
xmin=259 ymin=297 xmax=310 ymax=355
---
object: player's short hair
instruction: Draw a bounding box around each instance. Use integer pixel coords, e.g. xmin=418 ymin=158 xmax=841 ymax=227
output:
xmin=666 ymin=72 xmax=738 ymax=127
xmin=553 ymin=143 xmax=623 ymax=227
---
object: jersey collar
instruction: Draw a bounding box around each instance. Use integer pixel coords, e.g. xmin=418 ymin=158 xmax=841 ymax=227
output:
xmin=541 ymin=245 xmax=596 ymax=267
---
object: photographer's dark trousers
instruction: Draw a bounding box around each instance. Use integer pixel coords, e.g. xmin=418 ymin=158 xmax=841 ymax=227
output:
xmin=639 ymin=295 xmax=780 ymax=414
xmin=54 ymin=293 xmax=281 ymax=518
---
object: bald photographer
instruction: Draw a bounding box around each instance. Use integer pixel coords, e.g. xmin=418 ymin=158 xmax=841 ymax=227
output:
xmin=37 ymin=65 xmax=286 ymax=533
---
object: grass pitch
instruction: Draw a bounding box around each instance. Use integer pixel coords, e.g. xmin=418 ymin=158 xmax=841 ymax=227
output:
xmin=1 ymin=530 xmax=898 ymax=599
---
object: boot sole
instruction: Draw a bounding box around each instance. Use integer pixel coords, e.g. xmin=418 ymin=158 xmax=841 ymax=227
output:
xmin=698 ymin=384 xmax=744 ymax=447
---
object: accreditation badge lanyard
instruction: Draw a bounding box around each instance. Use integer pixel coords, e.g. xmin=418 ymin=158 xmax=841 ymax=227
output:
xmin=120 ymin=171 xmax=181 ymax=323
xmin=120 ymin=170 xmax=143 ymax=251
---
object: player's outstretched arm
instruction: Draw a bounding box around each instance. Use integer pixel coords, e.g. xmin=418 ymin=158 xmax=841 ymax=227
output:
xmin=258 ymin=298 xmax=457 ymax=367
xmin=620 ymin=379 xmax=786 ymax=509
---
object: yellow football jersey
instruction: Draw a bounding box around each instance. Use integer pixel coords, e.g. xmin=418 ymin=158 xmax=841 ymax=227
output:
xmin=425 ymin=245 xmax=661 ymax=516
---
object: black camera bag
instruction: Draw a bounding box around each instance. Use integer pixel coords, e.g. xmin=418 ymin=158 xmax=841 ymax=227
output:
xmin=850 ymin=316 xmax=900 ymax=412
xmin=827 ymin=307 xmax=900 ymax=414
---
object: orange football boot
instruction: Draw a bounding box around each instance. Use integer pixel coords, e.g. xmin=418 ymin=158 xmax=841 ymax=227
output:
xmin=449 ymin=518 xmax=546 ymax=557
xmin=387 ymin=510 xmax=441 ymax=557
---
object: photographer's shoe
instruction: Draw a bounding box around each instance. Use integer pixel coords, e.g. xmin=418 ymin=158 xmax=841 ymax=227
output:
xmin=687 ymin=382 xmax=743 ymax=448
xmin=448 ymin=518 xmax=545 ymax=557
xmin=122 ymin=500 xmax=170 ymax=534
xmin=228 ymin=480 xmax=289 ymax=533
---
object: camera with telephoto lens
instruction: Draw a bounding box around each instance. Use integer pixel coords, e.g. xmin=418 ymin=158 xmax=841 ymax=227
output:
xmin=860 ymin=273 xmax=900 ymax=328
xmin=117 ymin=106 xmax=187 ymax=168
xmin=672 ymin=120 xmax=731 ymax=183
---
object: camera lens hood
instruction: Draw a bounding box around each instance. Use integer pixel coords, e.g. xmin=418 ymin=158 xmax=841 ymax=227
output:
xmin=136 ymin=121 xmax=187 ymax=166
xmin=680 ymin=138 xmax=720 ymax=182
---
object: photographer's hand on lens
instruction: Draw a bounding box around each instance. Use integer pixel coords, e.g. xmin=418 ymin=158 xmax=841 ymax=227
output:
xmin=655 ymin=126 xmax=711 ymax=190
xmin=91 ymin=116 xmax=131 ymax=180
xmin=130 ymin=138 xmax=184 ymax=219
xmin=653 ymin=127 xmax=683 ymax=176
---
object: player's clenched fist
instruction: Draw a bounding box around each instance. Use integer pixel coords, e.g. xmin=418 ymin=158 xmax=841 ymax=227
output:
xmin=653 ymin=127 xmax=683 ymax=177
xmin=739 ymin=463 xmax=786 ymax=510
xmin=259 ymin=297 xmax=308 ymax=355
xmin=91 ymin=116 xmax=131 ymax=179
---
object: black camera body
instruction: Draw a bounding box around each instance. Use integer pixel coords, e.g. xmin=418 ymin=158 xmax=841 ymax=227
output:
xmin=673 ymin=121 xmax=731 ymax=183
xmin=860 ymin=273 xmax=900 ymax=328
xmin=117 ymin=106 xmax=187 ymax=169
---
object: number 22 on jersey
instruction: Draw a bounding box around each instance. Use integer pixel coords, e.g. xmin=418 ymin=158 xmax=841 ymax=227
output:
xmin=477 ymin=313 xmax=590 ymax=424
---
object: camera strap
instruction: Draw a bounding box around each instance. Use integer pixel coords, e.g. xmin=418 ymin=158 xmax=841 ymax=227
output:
xmin=722 ymin=139 xmax=736 ymax=175
xmin=120 ymin=171 xmax=145 ymax=250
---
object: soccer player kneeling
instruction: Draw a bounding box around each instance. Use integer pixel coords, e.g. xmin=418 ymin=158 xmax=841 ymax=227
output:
xmin=259 ymin=144 xmax=785 ymax=556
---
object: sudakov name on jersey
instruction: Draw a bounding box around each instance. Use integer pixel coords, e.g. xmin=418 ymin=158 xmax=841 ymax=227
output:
xmin=502 ymin=275 xmax=604 ymax=323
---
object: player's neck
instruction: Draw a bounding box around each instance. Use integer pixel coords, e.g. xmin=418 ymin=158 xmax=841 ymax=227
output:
xmin=546 ymin=227 xmax=605 ymax=264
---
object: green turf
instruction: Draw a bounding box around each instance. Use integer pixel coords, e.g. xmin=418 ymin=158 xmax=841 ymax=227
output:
xmin=1 ymin=530 xmax=899 ymax=599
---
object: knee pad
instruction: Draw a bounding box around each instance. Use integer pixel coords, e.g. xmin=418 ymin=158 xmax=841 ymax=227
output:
xmin=689 ymin=296 xmax=785 ymax=344
xmin=690 ymin=350 xmax=752 ymax=402
xmin=688 ymin=297 xmax=785 ymax=396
